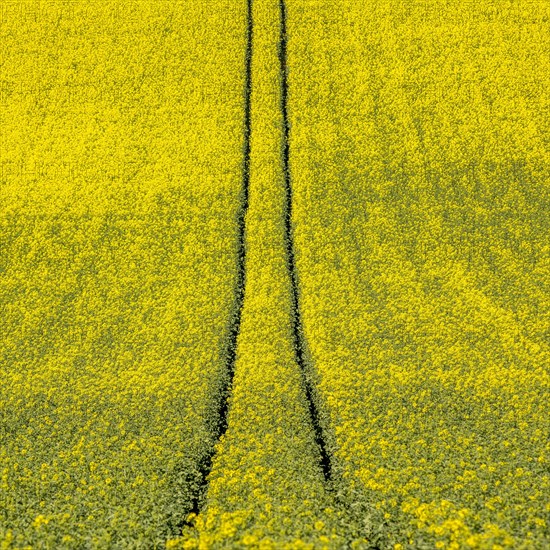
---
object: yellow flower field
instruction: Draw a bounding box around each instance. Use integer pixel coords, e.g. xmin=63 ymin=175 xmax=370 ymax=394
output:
xmin=1 ymin=1 xmax=248 ymax=547
xmin=1 ymin=0 xmax=548 ymax=548
xmin=289 ymin=0 xmax=549 ymax=548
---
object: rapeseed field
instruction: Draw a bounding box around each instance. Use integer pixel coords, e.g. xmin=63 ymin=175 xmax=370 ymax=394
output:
xmin=1 ymin=1 xmax=248 ymax=546
xmin=289 ymin=1 xmax=549 ymax=548
xmin=1 ymin=0 xmax=548 ymax=548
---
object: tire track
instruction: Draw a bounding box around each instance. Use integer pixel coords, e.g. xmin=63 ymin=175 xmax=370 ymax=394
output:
xmin=278 ymin=0 xmax=332 ymax=481
xmin=179 ymin=0 xmax=253 ymax=528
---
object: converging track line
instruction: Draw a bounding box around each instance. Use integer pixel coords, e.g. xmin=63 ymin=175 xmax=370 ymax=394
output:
xmin=179 ymin=0 xmax=253 ymax=529
xmin=278 ymin=0 xmax=332 ymax=481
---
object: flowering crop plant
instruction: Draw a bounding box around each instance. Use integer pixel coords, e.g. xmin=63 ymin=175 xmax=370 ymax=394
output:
xmin=1 ymin=1 xmax=248 ymax=547
xmin=288 ymin=0 xmax=549 ymax=548
xmin=1 ymin=0 xmax=548 ymax=548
